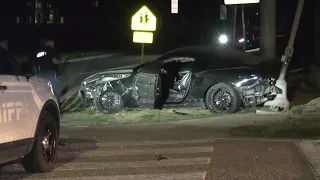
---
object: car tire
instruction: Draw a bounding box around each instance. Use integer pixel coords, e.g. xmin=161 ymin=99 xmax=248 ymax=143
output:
xmin=94 ymin=91 xmax=124 ymax=114
xmin=205 ymin=83 xmax=241 ymax=114
xmin=21 ymin=111 xmax=58 ymax=173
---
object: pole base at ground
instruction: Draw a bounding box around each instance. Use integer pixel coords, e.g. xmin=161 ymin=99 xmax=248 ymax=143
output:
xmin=264 ymin=78 xmax=290 ymax=110
xmin=255 ymin=109 xmax=289 ymax=115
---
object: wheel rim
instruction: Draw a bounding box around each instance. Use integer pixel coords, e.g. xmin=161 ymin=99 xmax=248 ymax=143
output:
xmin=41 ymin=125 xmax=56 ymax=164
xmin=210 ymin=88 xmax=234 ymax=112
xmin=155 ymin=78 xmax=161 ymax=97
xmin=99 ymin=91 xmax=122 ymax=111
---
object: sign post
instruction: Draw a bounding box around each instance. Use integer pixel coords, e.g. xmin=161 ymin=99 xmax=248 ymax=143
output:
xmin=220 ymin=5 xmax=227 ymax=20
xmin=141 ymin=43 xmax=144 ymax=63
xmin=131 ymin=6 xmax=157 ymax=64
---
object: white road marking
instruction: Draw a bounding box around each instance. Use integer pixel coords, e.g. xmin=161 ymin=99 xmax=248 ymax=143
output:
xmin=245 ymin=48 xmax=260 ymax=52
xmin=67 ymin=53 xmax=122 ymax=63
xmin=65 ymin=138 xmax=215 ymax=147
xmin=24 ymin=172 xmax=207 ymax=180
xmin=56 ymin=157 xmax=210 ymax=170
xmin=60 ymin=146 xmax=214 ymax=157
xmin=3 ymin=139 xmax=213 ymax=179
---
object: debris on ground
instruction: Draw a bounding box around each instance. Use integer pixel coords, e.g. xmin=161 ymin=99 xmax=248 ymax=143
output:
xmin=58 ymin=140 xmax=68 ymax=146
xmin=155 ymin=155 xmax=168 ymax=161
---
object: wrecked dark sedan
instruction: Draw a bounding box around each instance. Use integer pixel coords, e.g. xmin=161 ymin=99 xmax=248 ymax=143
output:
xmin=78 ymin=45 xmax=287 ymax=114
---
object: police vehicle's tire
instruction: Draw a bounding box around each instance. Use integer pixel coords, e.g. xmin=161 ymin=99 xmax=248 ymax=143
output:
xmin=94 ymin=91 xmax=124 ymax=114
xmin=205 ymin=83 xmax=241 ymax=114
xmin=22 ymin=111 xmax=58 ymax=173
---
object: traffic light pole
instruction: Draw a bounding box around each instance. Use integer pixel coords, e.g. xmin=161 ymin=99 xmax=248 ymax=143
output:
xmin=241 ymin=6 xmax=246 ymax=51
xmin=232 ymin=6 xmax=237 ymax=49
xmin=264 ymin=0 xmax=305 ymax=110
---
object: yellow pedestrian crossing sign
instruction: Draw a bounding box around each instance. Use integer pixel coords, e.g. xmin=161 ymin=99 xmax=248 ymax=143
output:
xmin=131 ymin=6 xmax=157 ymax=31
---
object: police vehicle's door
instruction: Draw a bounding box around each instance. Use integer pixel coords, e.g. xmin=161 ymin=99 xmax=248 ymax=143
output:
xmin=0 ymin=75 xmax=34 ymax=163
xmin=134 ymin=61 xmax=162 ymax=109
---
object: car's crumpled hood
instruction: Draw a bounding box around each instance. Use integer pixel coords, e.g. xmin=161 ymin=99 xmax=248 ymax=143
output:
xmin=83 ymin=64 xmax=139 ymax=83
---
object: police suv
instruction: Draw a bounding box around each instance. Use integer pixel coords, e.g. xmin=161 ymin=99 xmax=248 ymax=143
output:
xmin=0 ymin=73 xmax=60 ymax=173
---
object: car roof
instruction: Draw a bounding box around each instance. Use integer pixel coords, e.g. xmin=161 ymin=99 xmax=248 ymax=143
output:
xmin=160 ymin=45 xmax=266 ymax=65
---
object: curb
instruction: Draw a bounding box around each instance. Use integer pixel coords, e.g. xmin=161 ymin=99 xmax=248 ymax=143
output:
xmin=296 ymin=140 xmax=320 ymax=179
xmin=67 ymin=53 xmax=122 ymax=63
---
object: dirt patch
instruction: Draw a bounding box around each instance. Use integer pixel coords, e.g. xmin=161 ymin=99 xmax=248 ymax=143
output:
xmin=61 ymin=109 xmax=214 ymax=126
xmin=230 ymin=115 xmax=320 ymax=138
xmin=61 ymin=106 xmax=259 ymax=127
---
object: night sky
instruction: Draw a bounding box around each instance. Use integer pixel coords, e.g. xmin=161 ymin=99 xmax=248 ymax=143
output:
xmin=0 ymin=0 xmax=315 ymax=55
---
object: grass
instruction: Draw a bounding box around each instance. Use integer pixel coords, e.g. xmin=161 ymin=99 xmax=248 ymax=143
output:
xmin=61 ymin=109 xmax=214 ymax=126
xmin=60 ymin=105 xmax=259 ymax=126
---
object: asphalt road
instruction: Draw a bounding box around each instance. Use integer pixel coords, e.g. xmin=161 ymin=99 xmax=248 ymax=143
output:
xmin=0 ymin=115 xmax=317 ymax=180
xmin=0 ymin=139 xmax=315 ymax=180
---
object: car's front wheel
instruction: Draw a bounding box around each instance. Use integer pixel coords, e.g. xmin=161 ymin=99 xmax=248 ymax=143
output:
xmin=94 ymin=90 xmax=124 ymax=114
xmin=22 ymin=111 xmax=58 ymax=173
xmin=205 ymin=83 xmax=241 ymax=114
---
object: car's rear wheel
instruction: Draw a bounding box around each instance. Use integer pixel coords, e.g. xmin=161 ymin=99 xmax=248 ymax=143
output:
xmin=94 ymin=91 xmax=124 ymax=114
xmin=205 ymin=83 xmax=241 ymax=114
xmin=22 ymin=111 xmax=58 ymax=173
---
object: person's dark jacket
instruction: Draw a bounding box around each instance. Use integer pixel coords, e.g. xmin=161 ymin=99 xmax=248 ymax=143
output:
xmin=35 ymin=46 xmax=61 ymax=74
xmin=0 ymin=47 xmax=14 ymax=74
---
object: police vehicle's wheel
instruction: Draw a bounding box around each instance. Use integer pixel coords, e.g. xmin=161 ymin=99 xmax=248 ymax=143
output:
xmin=205 ymin=83 xmax=241 ymax=114
xmin=94 ymin=91 xmax=124 ymax=114
xmin=22 ymin=111 xmax=58 ymax=173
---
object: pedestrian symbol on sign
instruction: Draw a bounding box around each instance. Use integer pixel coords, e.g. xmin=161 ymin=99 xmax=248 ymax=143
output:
xmin=140 ymin=14 xmax=143 ymax=23
xmin=144 ymin=13 xmax=149 ymax=23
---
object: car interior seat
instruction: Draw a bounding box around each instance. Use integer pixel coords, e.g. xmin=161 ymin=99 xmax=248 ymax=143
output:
xmin=169 ymin=71 xmax=191 ymax=95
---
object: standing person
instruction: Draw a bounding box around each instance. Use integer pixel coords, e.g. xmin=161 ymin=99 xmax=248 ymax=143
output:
xmin=27 ymin=40 xmax=39 ymax=75
xmin=35 ymin=38 xmax=66 ymax=104
xmin=0 ymin=38 xmax=19 ymax=74
xmin=0 ymin=39 xmax=12 ymax=74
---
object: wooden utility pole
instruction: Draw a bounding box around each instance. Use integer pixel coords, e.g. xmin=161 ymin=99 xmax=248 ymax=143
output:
xmin=260 ymin=0 xmax=276 ymax=60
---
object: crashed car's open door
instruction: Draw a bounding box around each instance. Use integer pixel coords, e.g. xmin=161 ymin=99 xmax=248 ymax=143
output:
xmin=134 ymin=62 xmax=161 ymax=109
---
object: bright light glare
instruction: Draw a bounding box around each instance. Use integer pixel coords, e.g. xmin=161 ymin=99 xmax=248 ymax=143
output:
xmin=219 ymin=34 xmax=228 ymax=44
xmin=238 ymin=38 xmax=245 ymax=43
